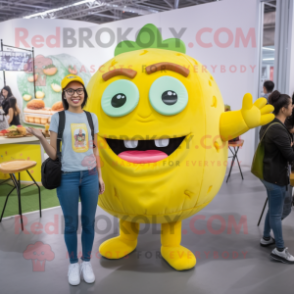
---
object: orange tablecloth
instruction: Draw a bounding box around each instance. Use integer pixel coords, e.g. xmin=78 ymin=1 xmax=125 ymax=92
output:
xmin=228 ymin=139 xmax=244 ymax=148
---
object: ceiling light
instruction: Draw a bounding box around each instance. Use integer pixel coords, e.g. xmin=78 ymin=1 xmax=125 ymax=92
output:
xmin=262 ymin=47 xmax=275 ymax=51
xmin=24 ymin=0 xmax=97 ymax=19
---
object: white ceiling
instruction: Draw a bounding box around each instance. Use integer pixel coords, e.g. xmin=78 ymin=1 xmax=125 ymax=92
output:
xmin=0 ymin=0 xmax=276 ymax=23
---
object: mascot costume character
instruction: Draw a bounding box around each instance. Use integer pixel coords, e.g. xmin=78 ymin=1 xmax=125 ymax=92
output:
xmin=85 ymin=24 xmax=274 ymax=271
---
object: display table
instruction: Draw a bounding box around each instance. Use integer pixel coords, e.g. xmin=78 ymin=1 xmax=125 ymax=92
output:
xmin=0 ymin=135 xmax=39 ymax=145
xmin=226 ymin=140 xmax=244 ymax=183
xmin=0 ymin=136 xmax=45 ymax=183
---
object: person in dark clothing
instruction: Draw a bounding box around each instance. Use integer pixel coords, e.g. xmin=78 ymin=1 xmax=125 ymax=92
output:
xmin=1 ymin=86 xmax=14 ymax=115
xmin=263 ymin=80 xmax=275 ymax=99
xmin=284 ymin=93 xmax=294 ymax=135
xmin=6 ymin=97 xmax=20 ymax=126
xmin=259 ymin=90 xmax=294 ymax=264
xmin=284 ymin=92 xmax=294 ymax=212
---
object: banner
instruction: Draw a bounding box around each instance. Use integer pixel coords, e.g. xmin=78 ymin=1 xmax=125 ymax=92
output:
xmin=0 ymin=0 xmax=260 ymax=165
xmin=0 ymin=51 xmax=32 ymax=71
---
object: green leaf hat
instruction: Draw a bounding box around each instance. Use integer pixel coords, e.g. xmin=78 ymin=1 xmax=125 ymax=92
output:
xmin=114 ymin=24 xmax=186 ymax=56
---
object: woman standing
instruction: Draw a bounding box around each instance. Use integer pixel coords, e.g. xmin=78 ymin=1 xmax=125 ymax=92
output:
xmin=284 ymin=93 xmax=294 ymax=134
xmin=283 ymin=92 xmax=294 ymax=218
xmin=27 ymin=75 xmax=105 ymax=285
xmin=1 ymin=86 xmax=14 ymax=115
xmin=6 ymin=97 xmax=21 ymax=126
xmin=259 ymin=90 xmax=294 ymax=264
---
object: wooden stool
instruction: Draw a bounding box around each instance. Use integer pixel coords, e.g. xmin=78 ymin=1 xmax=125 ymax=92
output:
xmin=226 ymin=140 xmax=244 ymax=183
xmin=0 ymin=160 xmax=41 ymax=231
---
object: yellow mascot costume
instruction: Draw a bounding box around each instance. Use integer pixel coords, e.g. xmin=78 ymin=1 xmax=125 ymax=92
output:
xmin=85 ymin=24 xmax=274 ymax=271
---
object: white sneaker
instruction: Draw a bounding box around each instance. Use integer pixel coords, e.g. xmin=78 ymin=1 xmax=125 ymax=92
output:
xmin=80 ymin=261 xmax=95 ymax=283
xmin=260 ymin=237 xmax=275 ymax=247
xmin=271 ymin=248 xmax=294 ymax=264
xmin=68 ymin=263 xmax=80 ymax=285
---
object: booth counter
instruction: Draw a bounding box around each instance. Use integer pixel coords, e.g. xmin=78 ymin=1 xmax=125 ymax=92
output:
xmin=0 ymin=135 xmax=46 ymax=182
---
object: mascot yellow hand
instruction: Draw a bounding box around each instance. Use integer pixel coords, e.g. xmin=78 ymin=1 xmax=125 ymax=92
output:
xmin=220 ymin=94 xmax=275 ymax=141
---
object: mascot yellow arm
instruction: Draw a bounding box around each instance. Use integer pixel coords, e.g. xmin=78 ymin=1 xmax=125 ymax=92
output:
xmin=219 ymin=93 xmax=275 ymax=141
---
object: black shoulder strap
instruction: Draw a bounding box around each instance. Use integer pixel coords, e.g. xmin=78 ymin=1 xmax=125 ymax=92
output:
xmin=260 ymin=122 xmax=282 ymax=142
xmin=57 ymin=111 xmax=66 ymax=159
xmin=84 ymin=111 xmax=96 ymax=148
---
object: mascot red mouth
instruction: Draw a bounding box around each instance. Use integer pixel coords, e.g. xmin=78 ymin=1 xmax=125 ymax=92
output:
xmin=105 ymin=136 xmax=185 ymax=164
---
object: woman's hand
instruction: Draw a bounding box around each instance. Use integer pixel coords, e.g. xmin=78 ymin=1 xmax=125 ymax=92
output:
xmin=99 ymin=177 xmax=105 ymax=195
xmin=26 ymin=127 xmax=43 ymax=139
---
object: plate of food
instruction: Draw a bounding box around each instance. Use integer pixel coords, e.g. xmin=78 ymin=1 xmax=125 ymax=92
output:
xmin=0 ymin=129 xmax=9 ymax=136
xmin=4 ymin=125 xmax=27 ymax=138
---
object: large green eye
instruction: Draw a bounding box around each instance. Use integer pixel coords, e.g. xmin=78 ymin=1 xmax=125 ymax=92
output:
xmin=149 ymin=76 xmax=188 ymax=115
xmin=101 ymin=80 xmax=139 ymax=117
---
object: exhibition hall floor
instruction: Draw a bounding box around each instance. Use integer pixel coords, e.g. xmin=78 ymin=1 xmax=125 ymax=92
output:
xmin=1 ymin=169 xmax=294 ymax=294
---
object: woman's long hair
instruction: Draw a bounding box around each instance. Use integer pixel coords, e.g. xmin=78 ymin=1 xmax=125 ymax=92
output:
xmin=1 ymin=86 xmax=13 ymax=99
xmin=8 ymin=97 xmax=20 ymax=115
xmin=268 ymin=90 xmax=291 ymax=115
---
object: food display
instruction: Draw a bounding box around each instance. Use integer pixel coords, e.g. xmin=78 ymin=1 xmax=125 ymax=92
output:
xmin=43 ymin=64 xmax=58 ymax=76
xmin=51 ymin=101 xmax=63 ymax=112
xmin=27 ymin=99 xmax=45 ymax=110
xmin=23 ymin=99 xmax=62 ymax=126
xmin=23 ymin=94 xmax=32 ymax=101
xmin=35 ymin=90 xmax=45 ymax=99
xmin=51 ymin=83 xmax=61 ymax=92
xmin=24 ymin=115 xmax=50 ymax=125
xmin=4 ymin=125 xmax=28 ymax=138
xmin=17 ymin=54 xmax=91 ymax=127
xmin=0 ymin=129 xmax=8 ymax=136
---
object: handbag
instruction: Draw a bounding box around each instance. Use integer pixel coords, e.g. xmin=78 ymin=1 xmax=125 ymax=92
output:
xmin=41 ymin=111 xmax=95 ymax=189
xmin=41 ymin=111 xmax=65 ymax=189
xmin=251 ymin=122 xmax=281 ymax=179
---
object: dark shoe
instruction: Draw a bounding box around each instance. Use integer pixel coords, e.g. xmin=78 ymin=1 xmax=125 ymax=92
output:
xmin=260 ymin=237 xmax=275 ymax=247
